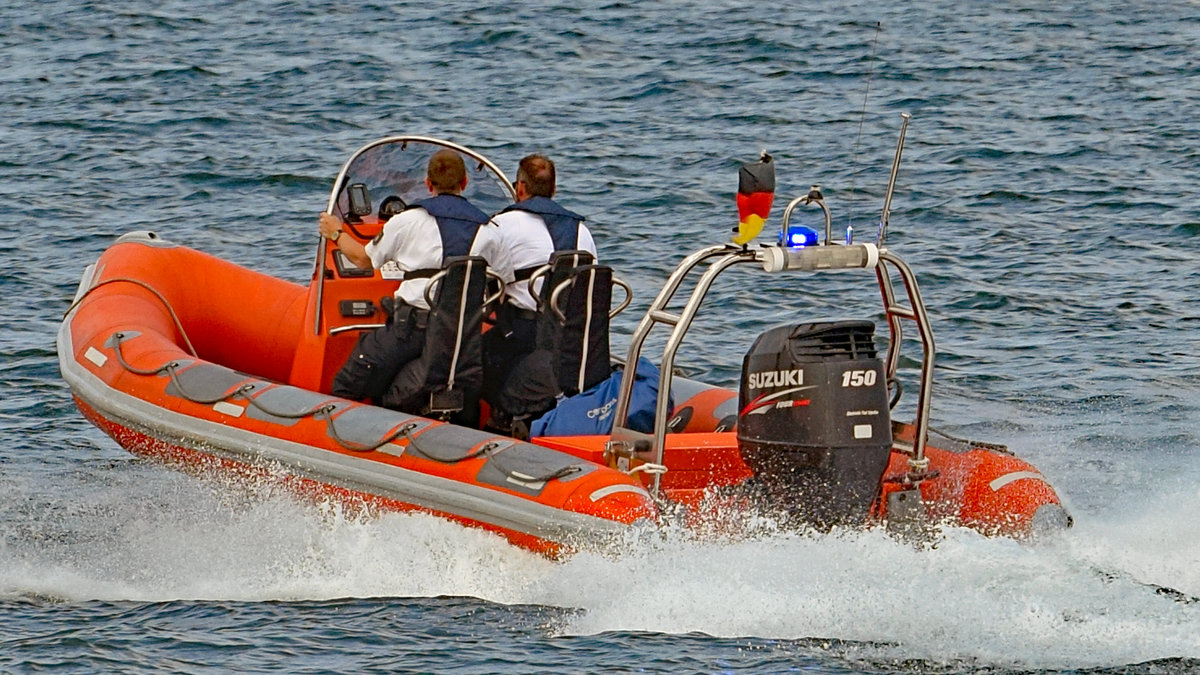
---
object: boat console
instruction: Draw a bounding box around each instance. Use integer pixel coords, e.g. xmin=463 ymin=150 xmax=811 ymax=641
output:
xmin=291 ymin=137 xmax=518 ymax=394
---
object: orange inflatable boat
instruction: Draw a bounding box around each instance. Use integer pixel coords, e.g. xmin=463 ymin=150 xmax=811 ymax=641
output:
xmin=57 ymin=133 xmax=1070 ymax=557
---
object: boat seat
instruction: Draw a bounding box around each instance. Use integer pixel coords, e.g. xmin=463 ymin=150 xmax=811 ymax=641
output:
xmin=382 ymin=255 xmax=490 ymax=427
xmin=492 ymin=250 xmax=613 ymax=433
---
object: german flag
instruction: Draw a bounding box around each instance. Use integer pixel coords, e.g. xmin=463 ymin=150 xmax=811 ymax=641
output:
xmin=733 ymin=150 xmax=774 ymax=245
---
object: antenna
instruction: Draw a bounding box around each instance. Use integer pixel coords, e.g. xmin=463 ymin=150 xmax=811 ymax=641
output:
xmin=848 ymin=22 xmax=882 ymax=241
xmin=876 ymin=112 xmax=911 ymax=247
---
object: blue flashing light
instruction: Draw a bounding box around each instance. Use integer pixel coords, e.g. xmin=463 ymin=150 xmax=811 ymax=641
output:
xmin=781 ymin=225 xmax=819 ymax=248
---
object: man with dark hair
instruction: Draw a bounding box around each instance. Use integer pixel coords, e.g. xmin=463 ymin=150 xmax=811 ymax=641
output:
xmin=491 ymin=154 xmax=596 ymax=318
xmin=482 ymin=154 xmax=598 ymax=429
xmin=319 ymin=148 xmax=511 ymax=412
xmin=514 ymin=153 xmax=556 ymax=199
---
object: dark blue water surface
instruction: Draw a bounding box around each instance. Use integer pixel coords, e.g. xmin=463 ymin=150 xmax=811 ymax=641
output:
xmin=4 ymin=0 xmax=1200 ymax=672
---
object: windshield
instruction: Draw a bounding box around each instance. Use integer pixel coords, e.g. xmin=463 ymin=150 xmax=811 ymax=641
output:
xmin=326 ymin=137 xmax=516 ymax=223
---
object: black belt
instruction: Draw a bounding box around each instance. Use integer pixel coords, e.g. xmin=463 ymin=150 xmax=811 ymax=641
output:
xmin=499 ymin=304 xmax=538 ymax=323
xmin=382 ymin=296 xmax=429 ymax=328
xmin=403 ymin=268 xmax=439 ymax=280
xmin=513 ymin=265 xmax=539 ymax=282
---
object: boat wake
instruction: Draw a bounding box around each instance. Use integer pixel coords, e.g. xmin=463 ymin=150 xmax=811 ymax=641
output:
xmin=1 ymin=461 xmax=1197 ymax=669
xmin=545 ymin=509 xmax=1200 ymax=669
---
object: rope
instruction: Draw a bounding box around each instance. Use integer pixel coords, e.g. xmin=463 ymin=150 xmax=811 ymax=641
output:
xmin=927 ymin=424 xmax=1012 ymax=454
xmin=403 ymin=433 xmax=497 ymax=464
xmin=324 ymin=418 xmax=418 ymax=453
xmin=103 ymin=321 xmax=586 ymax=485
xmin=112 ymin=333 xmax=339 ymax=414
xmin=65 ymin=277 xmax=199 ymax=357
xmin=500 ymin=462 xmax=583 ymax=483
xmin=402 ymin=433 xmax=583 ymax=483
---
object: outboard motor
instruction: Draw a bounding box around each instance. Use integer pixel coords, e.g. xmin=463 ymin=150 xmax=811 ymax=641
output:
xmin=737 ymin=320 xmax=892 ymax=529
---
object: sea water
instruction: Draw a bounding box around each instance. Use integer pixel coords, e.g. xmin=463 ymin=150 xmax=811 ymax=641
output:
xmin=3 ymin=0 xmax=1199 ymax=672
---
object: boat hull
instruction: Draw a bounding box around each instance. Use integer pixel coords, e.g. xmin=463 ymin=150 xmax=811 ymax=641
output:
xmin=58 ymin=233 xmax=657 ymax=557
xmin=59 ymin=232 xmax=1069 ymax=554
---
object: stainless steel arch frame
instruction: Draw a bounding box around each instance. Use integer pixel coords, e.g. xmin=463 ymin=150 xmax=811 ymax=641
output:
xmin=608 ymin=240 xmax=938 ymax=497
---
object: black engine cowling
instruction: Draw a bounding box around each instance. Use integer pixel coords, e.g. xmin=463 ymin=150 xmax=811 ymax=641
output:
xmin=737 ymin=319 xmax=892 ymax=528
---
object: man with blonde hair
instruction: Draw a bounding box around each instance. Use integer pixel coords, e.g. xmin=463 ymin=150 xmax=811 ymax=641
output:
xmin=320 ymin=149 xmax=511 ymax=415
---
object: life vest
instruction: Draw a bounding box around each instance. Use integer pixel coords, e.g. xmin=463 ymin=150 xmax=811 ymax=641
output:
xmin=404 ymin=194 xmax=489 ymax=278
xmin=502 ymin=197 xmax=585 ymax=280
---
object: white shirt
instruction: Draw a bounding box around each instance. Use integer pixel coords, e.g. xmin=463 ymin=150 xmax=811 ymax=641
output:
xmin=490 ymin=208 xmax=596 ymax=311
xmin=366 ymin=206 xmax=512 ymax=310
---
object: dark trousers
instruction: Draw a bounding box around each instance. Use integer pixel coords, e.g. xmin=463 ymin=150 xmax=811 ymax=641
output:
xmin=482 ymin=306 xmax=539 ymax=421
xmin=331 ymin=306 xmax=426 ymax=404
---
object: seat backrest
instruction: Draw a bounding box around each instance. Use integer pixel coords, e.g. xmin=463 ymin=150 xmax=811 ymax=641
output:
xmin=530 ymin=249 xmax=594 ymax=325
xmin=495 ymin=252 xmax=613 ymax=425
xmin=546 ymin=263 xmax=612 ymax=396
xmin=384 ymin=255 xmax=489 ymax=424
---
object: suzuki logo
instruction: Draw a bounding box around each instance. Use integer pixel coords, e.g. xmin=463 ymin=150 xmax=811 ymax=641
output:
xmin=747 ymin=369 xmax=804 ymax=390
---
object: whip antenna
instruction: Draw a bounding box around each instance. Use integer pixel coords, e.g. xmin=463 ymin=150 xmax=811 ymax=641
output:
xmin=876 ymin=112 xmax=910 ymax=247
xmin=847 ymin=21 xmax=882 ymax=242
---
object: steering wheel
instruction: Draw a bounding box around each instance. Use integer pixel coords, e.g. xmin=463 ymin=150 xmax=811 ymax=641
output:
xmin=378 ymin=196 xmax=407 ymax=221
